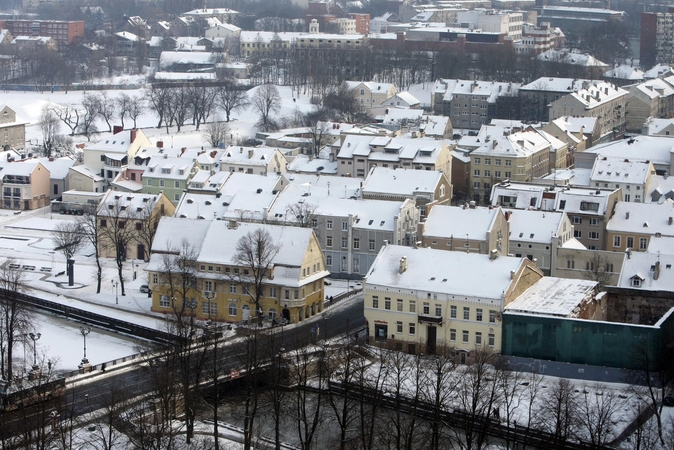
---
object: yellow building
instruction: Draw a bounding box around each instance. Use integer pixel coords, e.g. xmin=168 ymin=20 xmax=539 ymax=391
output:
xmin=147 ymin=217 xmax=329 ymax=323
xmin=364 ymin=244 xmax=542 ymax=357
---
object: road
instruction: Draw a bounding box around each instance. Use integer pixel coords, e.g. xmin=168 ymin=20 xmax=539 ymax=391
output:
xmin=0 ymin=295 xmax=365 ymax=442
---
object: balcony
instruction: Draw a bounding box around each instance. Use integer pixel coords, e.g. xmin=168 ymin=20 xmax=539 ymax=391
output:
xmin=418 ymin=315 xmax=443 ymax=326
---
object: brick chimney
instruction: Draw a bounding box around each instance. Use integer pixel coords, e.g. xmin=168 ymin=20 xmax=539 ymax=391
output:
xmin=130 ymin=129 xmax=137 ymax=143
xmin=113 ymin=125 xmax=123 ymax=134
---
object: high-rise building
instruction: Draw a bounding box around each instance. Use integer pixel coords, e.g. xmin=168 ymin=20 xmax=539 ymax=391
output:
xmin=640 ymin=11 xmax=674 ymax=69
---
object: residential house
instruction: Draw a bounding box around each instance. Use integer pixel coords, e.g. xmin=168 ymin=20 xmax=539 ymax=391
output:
xmin=431 ymin=79 xmax=520 ymax=130
xmin=642 ymin=118 xmax=674 ymax=137
xmin=606 ymin=202 xmax=674 ymax=253
xmin=219 ymin=147 xmax=287 ymax=175
xmin=345 ymin=81 xmax=397 ymax=109
xmin=0 ymin=160 xmax=50 ymax=210
xmin=470 ymin=128 xmax=552 ymax=202
xmin=147 ymin=218 xmax=328 ymax=323
xmin=82 ymin=129 xmax=152 ymax=189
xmin=625 ymin=79 xmax=674 ymax=133
xmin=142 ymin=154 xmax=198 ymax=205
xmin=490 ymin=183 xmax=621 ymax=250
xmin=0 ymin=105 xmax=27 ymax=150
xmin=205 ymin=20 xmax=241 ymax=39
xmin=268 ymin=188 xmax=419 ymax=278
xmin=364 ymin=244 xmax=543 ymax=355
xmin=361 ymin=166 xmax=452 ymax=217
xmin=506 ymin=209 xmax=572 ymax=275
xmin=381 ymin=92 xmax=421 ymax=109
xmin=540 ymin=117 xmax=587 ymax=155
xmin=97 ymin=190 xmax=176 ymax=261
xmin=577 ymin=135 xmax=674 ymax=176
xmin=589 ymin=157 xmax=655 ymax=203
xmin=38 ymin=156 xmax=75 ymax=199
xmin=517 ymin=77 xmax=590 ymax=123
xmin=421 ymin=204 xmax=509 ymax=256
xmin=548 ymin=81 xmax=628 ymax=142
xmin=67 ymin=165 xmax=105 ymax=193
xmin=370 ymin=12 xmax=402 ymax=33
xmin=553 ymin=246 xmax=624 ymax=286
xmin=336 ymin=135 xmax=453 ymax=178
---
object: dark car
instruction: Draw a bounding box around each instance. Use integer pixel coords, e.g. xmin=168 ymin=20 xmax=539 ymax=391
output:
xmin=664 ymin=394 xmax=674 ymax=407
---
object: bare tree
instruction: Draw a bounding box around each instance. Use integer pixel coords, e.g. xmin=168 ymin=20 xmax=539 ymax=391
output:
xmin=145 ymin=84 xmax=171 ymax=129
xmin=79 ymin=93 xmax=102 ymax=141
xmin=0 ymin=259 xmax=30 ymax=383
xmin=136 ymin=198 xmax=169 ymax=262
xmin=128 ymin=95 xmax=146 ymax=129
xmin=290 ymin=336 xmax=326 ymax=450
xmin=576 ymin=383 xmax=621 ymax=448
xmin=96 ymin=199 xmax=139 ymax=296
xmin=189 ymin=84 xmax=217 ymax=130
xmin=540 ymin=377 xmax=578 ymax=449
xmin=231 ymin=228 xmax=281 ymax=325
xmin=583 ymin=253 xmax=614 ymax=291
xmin=96 ymin=92 xmax=116 ymax=133
xmin=423 ymin=346 xmax=459 ymax=450
xmin=50 ymin=104 xmax=80 ymax=136
xmin=251 ymin=83 xmax=281 ymax=132
xmin=215 ymin=79 xmax=249 ymax=122
xmin=78 ymin=213 xmax=103 ymax=294
xmin=39 ymin=106 xmax=61 ymax=158
xmin=165 ymin=86 xmax=192 ymax=133
xmin=52 ymin=221 xmax=85 ymax=264
xmin=116 ymin=93 xmax=132 ymax=130
xmin=201 ymin=118 xmax=230 ymax=148
xmin=303 ymin=110 xmax=332 ymax=158
xmin=285 ymin=202 xmax=318 ymax=228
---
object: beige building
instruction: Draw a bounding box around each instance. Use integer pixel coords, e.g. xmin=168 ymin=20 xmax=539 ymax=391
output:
xmin=336 ymin=134 xmax=453 ymax=178
xmin=0 ymin=160 xmax=50 ymax=210
xmin=345 ymin=81 xmax=397 ymax=109
xmin=606 ymin=202 xmax=674 ymax=254
xmin=148 ymin=218 xmax=329 ymax=324
xmin=219 ymin=146 xmax=287 ymax=175
xmin=364 ymin=244 xmax=543 ymax=355
xmin=549 ymin=81 xmax=628 ymax=142
xmin=0 ymin=105 xmax=26 ymax=150
xmin=470 ymin=128 xmax=552 ymax=202
xmin=421 ymin=204 xmax=510 ymax=257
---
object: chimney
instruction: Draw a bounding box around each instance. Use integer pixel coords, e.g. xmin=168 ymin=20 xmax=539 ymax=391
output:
xmin=248 ymin=149 xmax=254 ymax=159
xmin=626 ymin=212 xmax=630 ymax=219
xmin=130 ymin=129 xmax=137 ymax=143
xmin=669 ymin=217 xmax=673 ymax=225
xmin=49 ymin=157 xmax=54 ymax=162
xmin=181 ymin=147 xmax=186 ymax=156
xmin=228 ymin=219 xmax=238 ymax=229
xmin=505 ymin=211 xmax=511 ymax=221
xmin=157 ymin=141 xmax=164 ymax=148
xmin=469 ymin=200 xmax=476 ymax=209
xmin=490 ymin=249 xmax=498 ymax=260
xmin=399 ymin=256 xmax=407 ymax=274
xmin=626 ymin=248 xmax=631 ymax=259
xmin=654 ymin=260 xmax=661 ymax=280
xmin=113 ymin=125 xmax=123 ymax=134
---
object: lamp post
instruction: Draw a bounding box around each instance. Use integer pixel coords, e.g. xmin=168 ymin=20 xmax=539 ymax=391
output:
xmin=112 ymin=280 xmax=118 ymax=304
xmin=79 ymin=327 xmax=91 ymax=373
xmin=28 ymin=332 xmax=41 ymax=373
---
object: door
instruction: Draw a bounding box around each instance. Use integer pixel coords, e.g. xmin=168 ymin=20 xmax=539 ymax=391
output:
xmin=137 ymin=244 xmax=145 ymax=261
xmin=427 ymin=326 xmax=437 ymax=355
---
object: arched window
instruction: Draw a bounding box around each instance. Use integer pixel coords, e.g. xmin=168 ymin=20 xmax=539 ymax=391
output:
xmin=228 ymin=303 xmax=237 ymax=317
xmin=268 ymin=307 xmax=277 ymax=320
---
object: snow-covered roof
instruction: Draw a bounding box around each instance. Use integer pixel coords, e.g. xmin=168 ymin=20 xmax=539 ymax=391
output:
xmin=97 ymin=191 xmax=163 ymax=218
xmin=220 ymin=147 xmax=281 ymax=167
xmin=519 ymin=77 xmax=590 ymax=93
xmin=2 ymin=160 xmax=42 ymax=177
xmin=587 ymin=136 xmax=674 ymax=168
xmin=143 ymin=155 xmax=195 ymax=180
xmin=539 ymin=168 xmax=592 ymax=187
xmin=590 ymin=157 xmax=654 ymax=186
xmin=345 ymin=81 xmax=396 ymax=93
xmin=471 ymin=128 xmax=551 ymax=158
xmin=435 ymin=79 xmax=519 ymax=103
xmin=287 ymin=155 xmax=337 ymax=174
xmin=645 ymin=64 xmax=674 ymax=79
xmin=606 ymin=202 xmax=674 ymax=236
xmin=284 ymin=173 xmax=361 ymax=199
xmin=69 ymin=164 xmax=104 ymax=182
xmin=423 ymin=205 xmax=501 ymax=240
xmin=605 ymin=65 xmax=644 ymax=80
xmin=642 ymin=118 xmax=674 ymax=136
xmin=505 ymin=277 xmax=597 ymax=317
xmin=37 ymin=157 xmax=75 ymax=179
xmin=159 ymin=51 xmax=218 ymax=69
xmin=379 ymin=108 xmax=424 ymax=125
xmin=362 ymin=167 xmax=443 ymax=197
xmin=423 ymin=116 xmax=450 ymax=137
xmin=565 ymin=81 xmax=627 ymax=108
xmin=647 ymin=235 xmax=674 ymax=256
xmin=382 ymin=92 xmax=420 ymax=107
xmin=507 ymin=209 xmax=565 ymax=244
xmin=115 ymin=31 xmax=139 ymax=42
xmin=153 ymin=72 xmax=216 ymax=81
xmin=365 ymin=244 xmax=525 ymax=299
xmin=239 ymin=31 xmax=300 ymax=44
xmin=646 ymin=174 xmax=674 ymax=204
xmin=617 ymin=251 xmax=674 ymax=291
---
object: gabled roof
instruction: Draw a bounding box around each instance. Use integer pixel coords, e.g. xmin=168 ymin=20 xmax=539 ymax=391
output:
xmin=423 ymin=205 xmax=502 ymax=240
xmin=617 ymin=252 xmax=674 ymax=291
xmin=507 ymin=209 xmax=565 ymax=244
xmin=362 ymin=166 xmax=443 ymax=196
xmin=590 ymin=157 xmax=654 ymax=185
xmin=97 ymin=191 xmax=164 ymax=218
xmin=365 ymin=244 xmax=525 ymax=299
xmin=606 ymin=202 xmax=674 ymax=236
xmin=505 ymin=277 xmax=597 ymax=317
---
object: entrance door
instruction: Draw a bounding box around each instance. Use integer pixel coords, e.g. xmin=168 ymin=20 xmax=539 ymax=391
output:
xmin=427 ymin=326 xmax=437 ymax=355
xmin=137 ymin=244 xmax=145 ymax=261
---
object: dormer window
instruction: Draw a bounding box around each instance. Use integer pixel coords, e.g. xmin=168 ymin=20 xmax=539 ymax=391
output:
xmin=630 ymin=275 xmax=643 ymax=287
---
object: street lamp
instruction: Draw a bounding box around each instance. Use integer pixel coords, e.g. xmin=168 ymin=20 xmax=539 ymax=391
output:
xmin=112 ymin=280 xmax=118 ymax=304
xmin=80 ymin=327 xmax=91 ymax=365
xmin=28 ymin=332 xmax=41 ymax=371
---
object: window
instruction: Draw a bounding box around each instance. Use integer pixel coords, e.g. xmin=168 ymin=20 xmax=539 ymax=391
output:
xmin=450 ymin=305 xmax=457 ymax=318
xmin=327 ymin=220 xmax=333 ymax=229
xmin=159 ymin=295 xmax=171 ymax=308
xmin=476 ymin=308 xmax=483 ymax=322
xmin=384 ymin=298 xmax=391 ymax=310
xmin=174 ymin=181 xmax=180 ymax=188
xmin=505 ymin=172 xmax=511 ymax=178
xmin=450 ymin=329 xmax=456 ymax=341
xmin=326 ymin=236 xmax=332 ymax=247
xmin=463 ymin=307 xmax=470 ymax=320
xmin=474 ymin=158 xmax=480 ymax=164
xmin=342 ymin=221 xmax=348 ymax=231
xmin=484 ymin=158 xmax=491 ymax=165
xmin=495 ymin=159 xmax=501 ymax=166
xmin=270 ymin=287 xmax=277 ymax=298
xmin=406 ymin=322 xmax=415 ymax=335
xmin=353 ymin=238 xmax=360 ymax=249
xmin=159 ymin=180 xmax=165 ymax=187
xmin=147 ymin=179 xmax=153 ymax=186
xmin=626 ymin=237 xmax=634 ymax=248
xmin=613 ymin=236 xmax=621 ymax=247
xmin=204 ymin=281 xmax=213 ymax=291
xmin=589 ymin=231 xmax=599 ymax=240
xmin=409 ymin=300 xmax=416 ymax=313
xmin=397 ymin=299 xmax=403 ymax=312
xmin=559 ymin=200 xmax=566 ymax=210
xmin=100 ymin=219 xmax=107 ymax=228
xmin=473 ymin=182 xmax=481 ymax=189
xmin=462 ymin=330 xmax=469 ymax=343
xmin=341 ymin=237 xmax=347 ymax=248
xmin=590 ymin=218 xmax=599 ymax=226
xmin=475 ymin=332 xmax=482 ymax=345
xmin=495 ymin=171 xmax=501 ymax=178
xmin=203 ymin=301 xmax=217 ymax=316
xmin=396 ymin=321 xmax=403 ymax=333
xmin=326 ymin=255 xmax=332 ymax=266
xmin=435 ymin=304 xmax=442 ymax=316
xmin=640 ymin=238 xmax=648 ymax=250
xmin=632 ymin=277 xmax=641 ymax=287
xmin=505 ymin=160 xmax=512 ymax=167
xmin=372 ymin=296 xmax=379 ymax=308
xmin=489 ymin=310 xmax=497 ymax=323
xmin=229 ymin=283 xmax=236 ymax=293
xmin=423 ymin=302 xmax=430 ymax=314
xmin=624 ymin=194 xmax=631 ymax=202
xmin=574 ymin=230 xmax=582 ymax=238
xmin=488 ymin=333 xmax=495 ymax=346
xmin=572 ymin=216 xmax=582 ymax=224
xmin=369 ymin=239 xmax=375 ymax=251
xmin=474 ymin=169 xmax=481 ymax=176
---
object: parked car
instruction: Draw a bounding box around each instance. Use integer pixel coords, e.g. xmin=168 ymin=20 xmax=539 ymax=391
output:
xmin=139 ymin=284 xmax=150 ymax=293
